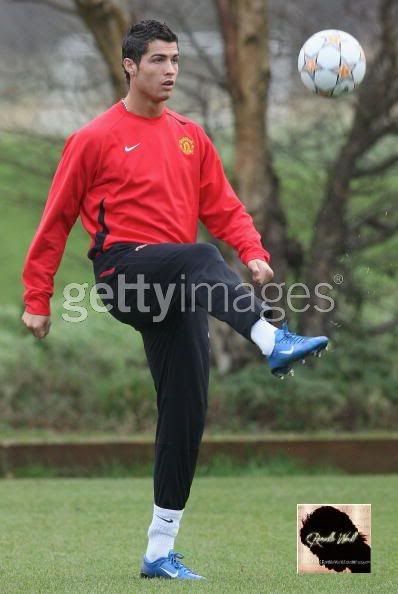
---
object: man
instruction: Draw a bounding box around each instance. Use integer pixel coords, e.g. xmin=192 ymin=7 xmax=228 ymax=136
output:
xmin=21 ymin=20 xmax=328 ymax=580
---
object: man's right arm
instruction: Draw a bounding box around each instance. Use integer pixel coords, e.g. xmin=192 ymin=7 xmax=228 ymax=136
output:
xmin=21 ymin=129 xmax=99 ymax=337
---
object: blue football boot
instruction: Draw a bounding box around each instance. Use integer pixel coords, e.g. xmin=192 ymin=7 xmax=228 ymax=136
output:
xmin=140 ymin=550 xmax=205 ymax=580
xmin=268 ymin=322 xmax=329 ymax=378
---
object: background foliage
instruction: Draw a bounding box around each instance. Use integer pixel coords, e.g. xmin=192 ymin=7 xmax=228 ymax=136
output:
xmin=1 ymin=131 xmax=397 ymax=433
xmin=1 ymin=0 xmax=397 ymax=434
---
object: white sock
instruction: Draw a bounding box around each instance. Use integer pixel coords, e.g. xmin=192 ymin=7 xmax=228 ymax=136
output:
xmin=250 ymin=318 xmax=278 ymax=356
xmin=145 ymin=504 xmax=184 ymax=562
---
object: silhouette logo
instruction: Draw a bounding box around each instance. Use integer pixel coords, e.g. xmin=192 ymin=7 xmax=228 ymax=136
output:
xmin=297 ymin=504 xmax=371 ymax=573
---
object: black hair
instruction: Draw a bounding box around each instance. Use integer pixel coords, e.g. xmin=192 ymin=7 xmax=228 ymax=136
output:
xmin=122 ymin=19 xmax=179 ymax=84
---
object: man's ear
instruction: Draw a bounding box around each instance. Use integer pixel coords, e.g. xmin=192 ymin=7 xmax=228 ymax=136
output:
xmin=123 ymin=58 xmax=137 ymax=79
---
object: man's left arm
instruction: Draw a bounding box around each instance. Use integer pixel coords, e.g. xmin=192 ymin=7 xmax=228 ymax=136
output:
xmin=198 ymin=131 xmax=273 ymax=284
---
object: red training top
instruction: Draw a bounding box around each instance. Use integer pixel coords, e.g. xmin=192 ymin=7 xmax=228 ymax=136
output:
xmin=22 ymin=101 xmax=270 ymax=315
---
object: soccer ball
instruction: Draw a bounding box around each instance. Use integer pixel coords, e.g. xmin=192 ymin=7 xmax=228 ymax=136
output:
xmin=298 ymin=30 xmax=366 ymax=97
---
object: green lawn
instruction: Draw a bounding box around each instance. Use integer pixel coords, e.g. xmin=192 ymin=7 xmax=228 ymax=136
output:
xmin=2 ymin=429 xmax=398 ymax=443
xmin=0 ymin=475 xmax=395 ymax=593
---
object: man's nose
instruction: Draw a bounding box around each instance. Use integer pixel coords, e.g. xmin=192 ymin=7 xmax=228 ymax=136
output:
xmin=165 ymin=61 xmax=177 ymax=75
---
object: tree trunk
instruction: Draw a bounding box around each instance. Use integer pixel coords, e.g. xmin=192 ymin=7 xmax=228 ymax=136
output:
xmin=74 ymin=0 xmax=131 ymax=101
xmin=215 ymin=0 xmax=288 ymax=281
xmin=209 ymin=0 xmax=289 ymax=372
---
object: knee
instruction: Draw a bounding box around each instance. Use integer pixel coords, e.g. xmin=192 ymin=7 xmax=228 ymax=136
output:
xmin=193 ymin=242 xmax=221 ymax=262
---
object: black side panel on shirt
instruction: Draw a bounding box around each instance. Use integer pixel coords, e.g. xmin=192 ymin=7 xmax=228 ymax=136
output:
xmin=87 ymin=198 xmax=109 ymax=260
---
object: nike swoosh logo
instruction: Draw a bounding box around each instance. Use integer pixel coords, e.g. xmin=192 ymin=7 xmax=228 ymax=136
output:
xmin=155 ymin=515 xmax=173 ymax=523
xmin=162 ymin=568 xmax=178 ymax=578
xmin=124 ymin=143 xmax=140 ymax=152
xmin=279 ymin=346 xmax=294 ymax=355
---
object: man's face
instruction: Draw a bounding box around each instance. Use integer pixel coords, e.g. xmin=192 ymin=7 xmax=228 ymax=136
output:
xmin=126 ymin=40 xmax=179 ymax=103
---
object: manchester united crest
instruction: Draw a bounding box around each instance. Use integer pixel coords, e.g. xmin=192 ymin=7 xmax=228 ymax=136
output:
xmin=179 ymin=136 xmax=195 ymax=155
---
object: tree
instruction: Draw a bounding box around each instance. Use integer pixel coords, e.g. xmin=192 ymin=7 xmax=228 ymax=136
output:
xmin=12 ymin=0 xmax=131 ymax=101
xmin=214 ymin=0 xmax=292 ymax=281
xmin=197 ymin=0 xmax=289 ymax=371
xmin=74 ymin=0 xmax=131 ymax=100
xmin=8 ymin=0 xmax=398 ymax=361
xmin=301 ymin=0 xmax=398 ymax=335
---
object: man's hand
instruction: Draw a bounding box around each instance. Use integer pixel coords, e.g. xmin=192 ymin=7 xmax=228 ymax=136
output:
xmin=247 ymin=259 xmax=274 ymax=285
xmin=21 ymin=311 xmax=51 ymax=339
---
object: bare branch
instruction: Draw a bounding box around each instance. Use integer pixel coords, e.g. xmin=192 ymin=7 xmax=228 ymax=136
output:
xmin=214 ymin=0 xmax=240 ymax=96
xmin=369 ymin=121 xmax=398 ymax=145
xmin=367 ymin=317 xmax=398 ymax=336
xmin=183 ymin=71 xmax=224 ymax=87
xmin=177 ymin=80 xmax=206 ymax=101
xmin=380 ymin=0 xmax=398 ymax=70
xmin=73 ymin=0 xmax=131 ymax=101
xmin=10 ymin=0 xmax=77 ymax=15
xmin=173 ymin=7 xmax=226 ymax=89
xmin=349 ymin=194 xmax=396 ymax=231
xmin=354 ymin=154 xmax=398 ymax=177
xmin=348 ymin=217 xmax=398 ymax=251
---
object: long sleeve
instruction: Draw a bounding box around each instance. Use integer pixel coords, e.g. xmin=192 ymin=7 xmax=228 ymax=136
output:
xmin=198 ymin=132 xmax=270 ymax=266
xmin=22 ymin=129 xmax=99 ymax=315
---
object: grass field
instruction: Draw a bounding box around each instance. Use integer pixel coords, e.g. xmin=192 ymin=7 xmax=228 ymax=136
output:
xmin=0 ymin=475 xmax=396 ymax=593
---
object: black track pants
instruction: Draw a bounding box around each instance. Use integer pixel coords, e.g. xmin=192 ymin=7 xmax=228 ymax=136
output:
xmin=93 ymin=242 xmax=269 ymax=509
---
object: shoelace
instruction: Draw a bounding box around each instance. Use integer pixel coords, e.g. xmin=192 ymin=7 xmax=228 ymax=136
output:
xmin=168 ymin=551 xmax=194 ymax=574
xmin=280 ymin=323 xmax=306 ymax=345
